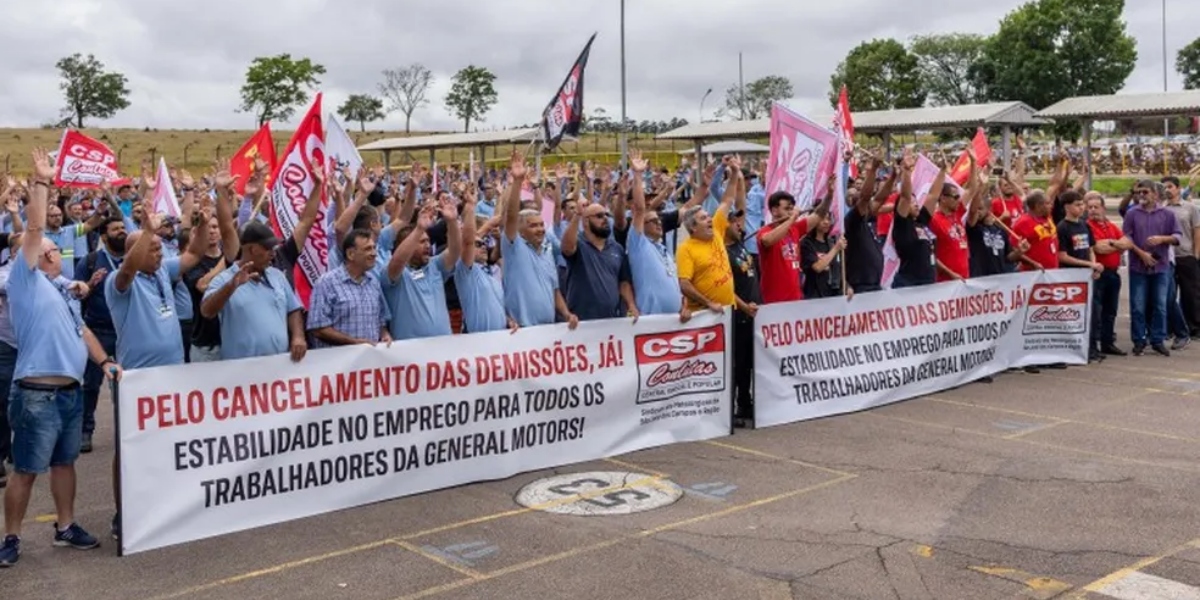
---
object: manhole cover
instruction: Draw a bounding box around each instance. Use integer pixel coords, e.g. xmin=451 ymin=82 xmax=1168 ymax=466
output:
xmin=515 ymin=471 xmax=683 ymax=516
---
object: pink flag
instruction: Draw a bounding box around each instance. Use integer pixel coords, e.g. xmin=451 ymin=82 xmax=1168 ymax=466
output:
xmin=766 ymin=103 xmax=837 ymax=213
xmin=151 ymin=157 xmax=181 ymax=217
xmin=912 ymin=154 xmax=968 ymax=226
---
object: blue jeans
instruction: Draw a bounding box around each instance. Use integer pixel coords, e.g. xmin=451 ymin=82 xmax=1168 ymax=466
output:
xmin=1129 ymin=270 xmax=1169 ymax=346
xmin=8 ymin=383 xmax=83 ymax=474
xmin=1091 ymin=270 xmax=1121 ymax=348
xmin=0 ymin=342 xmax=16 ymax=462
xmin=82 ymin=328 xmax=117 ymax=435
xmin=1166 ymin=264 xmax=1190 ymax=340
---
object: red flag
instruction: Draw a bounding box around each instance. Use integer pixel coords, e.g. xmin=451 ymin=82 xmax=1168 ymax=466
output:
xmin=269 ymin=94 xmax=327 ymax=308
xmin=835 ymin=86 xmax=858 ymax=179
xmin=230 ymin=124 xmax=278 ymax=195
xmin=950 ymin=128 xmax=992 ymax=186
xmin=53 ymin=130 xmax=120 ymax=188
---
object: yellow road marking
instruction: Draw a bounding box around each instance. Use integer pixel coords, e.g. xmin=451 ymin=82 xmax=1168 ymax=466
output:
xmin=602 ymin=456 xmax=668 ymax=477
xmin=391 ymin=541 xmax=485 ymax=580
xmin=868 ymin=413 xmax=1200 ymax=475
xmin=1004 ymin=421 xmax=1066 ymax=440
xmin=911 ymin=544 xmax=935 ymax=558
xmin=928 ymin=393 xmax=1200 ymax=445
xmin=393 ymin=474 xmax=859 ymax=600
xmin=969 ymin=566 xmax=1072 ymax=599
xmin=703 ymin=440 xmax=856 ymax=477
xmin=1067 ymin=537 xmax=1200 ymax=598
xmin=34 ymin=514 xmax=56 ymax=523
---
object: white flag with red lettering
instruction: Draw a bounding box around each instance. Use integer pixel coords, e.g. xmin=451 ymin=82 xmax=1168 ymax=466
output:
xmin=269 ymin=94 xmax=327 ymax=308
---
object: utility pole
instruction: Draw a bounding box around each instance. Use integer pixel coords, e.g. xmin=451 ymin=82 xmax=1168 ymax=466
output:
xmin=1162 ymin=0 xmax=1169 ymax=175
xmin=738 ymin=52 xmax=745 ymax=120
xmin=619 ymin=0 xmax=628 ymax=170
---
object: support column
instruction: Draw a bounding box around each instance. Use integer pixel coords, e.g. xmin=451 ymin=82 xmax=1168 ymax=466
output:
xmin=1001 ymin=126 xmax=1012 ymax=172
xmin=1082 ymin=120 xmax=1093 ymax=191
xmin=383 ymin=150 xmax=392 ymax=171
xmin=882 ymin=132 xmax=893 ymax=162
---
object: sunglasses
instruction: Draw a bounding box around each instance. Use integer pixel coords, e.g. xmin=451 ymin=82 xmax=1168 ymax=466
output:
xmin=473 ymin=241 xmax=486 ymax=248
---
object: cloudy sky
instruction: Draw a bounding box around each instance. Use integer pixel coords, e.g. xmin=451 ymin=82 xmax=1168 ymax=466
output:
xmin=1 ymin=0 xmax=1197 ymax=132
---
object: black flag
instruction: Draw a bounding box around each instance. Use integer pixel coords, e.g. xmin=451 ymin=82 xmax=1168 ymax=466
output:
xmin=542 ymin=33 xmax=597 ymax=151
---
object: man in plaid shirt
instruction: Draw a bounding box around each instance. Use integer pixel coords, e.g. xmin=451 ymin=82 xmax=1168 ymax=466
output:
xmin=306 ymin=229 xmax=393 ymax=348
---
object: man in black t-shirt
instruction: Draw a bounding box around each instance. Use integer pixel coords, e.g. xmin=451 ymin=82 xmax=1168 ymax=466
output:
xmin=845 ymin=157 xmax=891 ymax=293
xmin=892 ymin=207 xmax=936 ymax=288
xmin=724 ymin=209 xmax=759 ymax=425
xmin=1055 ymin=190 xmax=1103 ymax=361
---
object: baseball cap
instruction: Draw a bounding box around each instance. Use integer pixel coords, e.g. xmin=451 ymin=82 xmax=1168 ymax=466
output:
xmin=240 ymin=220 xmax=280 ymax=249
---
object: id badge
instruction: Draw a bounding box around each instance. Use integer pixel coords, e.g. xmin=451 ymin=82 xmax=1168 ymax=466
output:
xmin=158 ymin=304 xmax=174 ymax=319
xmin=411 ymin=270 xmax=426 ymax=281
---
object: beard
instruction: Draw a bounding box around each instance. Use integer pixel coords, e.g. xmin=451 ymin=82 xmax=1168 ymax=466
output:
xmin=590 ymin=223 xmax=612 ymax=239
xmin=106 ymin=234 xmax=128 ymax=254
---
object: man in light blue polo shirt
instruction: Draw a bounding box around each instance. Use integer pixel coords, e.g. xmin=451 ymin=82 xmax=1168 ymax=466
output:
xmin=456 ymin=193 xmax=514 ymax=334
xmin=626 ymin=151 xmax=683 ymax=316
xmin=500 ymin=152 xmax=576 ymax=328
xmin=201 ymin=221 xmax=307 ymax=361
xmin=2 ymin=148 xmax=123 ymax=567
xmin=384 ymin=199 xmax=461 ymax=340
xmin=45 ymin=202 xmax=105 ymax=280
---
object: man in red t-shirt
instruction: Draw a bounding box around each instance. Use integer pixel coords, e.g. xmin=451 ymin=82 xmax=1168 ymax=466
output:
xmin=1010 ymin=191 xmax=1059 ymax=270
xmin=1086 ymin=192 xmax=1130 ymax=356
xmin=757 ymin=191 xmax=829 ymax=303
xmin=990 ymin=177 xmax=1025 ymax=227
xmin=929 ymin=182 xmax=971 ymax=281
xmin=876 ymin=192 xmax=898 ymax=239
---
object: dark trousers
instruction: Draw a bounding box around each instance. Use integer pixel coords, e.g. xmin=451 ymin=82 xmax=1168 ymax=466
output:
xmin=1092 ymin=269 xmax=1121 ymax=348
xmin=82 ymin=328 xmax=118 ymax=436
xmin=0 ymin=341 xmax=16 ymax=462
xmin=732 ymin=313 xmax=754 ymax=420
xmin=1175 ymin=255 xmax=1200 ymax=336
xmin=180 ymin=319 xmax=194 ymax=363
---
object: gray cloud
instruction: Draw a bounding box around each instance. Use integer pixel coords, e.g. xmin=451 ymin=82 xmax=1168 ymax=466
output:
xmin=0 ymin=0 xmax=1196 ymax=131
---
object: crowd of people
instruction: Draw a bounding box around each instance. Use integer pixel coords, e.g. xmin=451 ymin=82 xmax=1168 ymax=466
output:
xmin=0 ymin=136 xmax=1197 ymax=568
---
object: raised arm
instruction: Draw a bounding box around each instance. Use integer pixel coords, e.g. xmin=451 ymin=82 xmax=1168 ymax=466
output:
xmin=213 ymin=163 xmax=242 ymax=262
xmin=22 ymin=148 xmax=56 ymax=267
xmin=503 ymin=151 xmax=527 ymax=242
xmin=439 ymin=194 xmax=461 ymax=272
xmin=291 ymin=166 xmax=325 ymax=252
xmin=460 ymin=188 xmax=479 ymax=266
xmin=629 ymin=151 xmax=649 ymax=233
xmin=388 ymin=206 xmax=435 ymax=282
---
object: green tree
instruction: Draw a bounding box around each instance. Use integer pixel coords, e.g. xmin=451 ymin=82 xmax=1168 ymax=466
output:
xmin=55 ymin=53 xmax=131 ymax=128
xmin=337 ymin=94 xmax=386 ymax=132
xmin=239 ymin=54 xmax=326 ymax=127
xmin=909 ymin=33 xmax=987 ymax=106
xmin=973 ymin=0 xmax=1136 ymax=135
xmin=445 ymin=66 xmax=498 ymax=132
xmin=721 ymin=75 xmax=794 ymax=120
xmin=1178 ymin=37 xmax=1200 ymax=90
xmin=829 ymin=39 xmax=926 ymax=111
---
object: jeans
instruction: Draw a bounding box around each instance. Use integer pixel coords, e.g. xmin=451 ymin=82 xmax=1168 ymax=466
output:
xmin=1166 ymin=264 xmax=1190 ymax=340
xmin=82 ymin=328 xmax=118 ymax=436
xmin=8 ymin=383 xmax=83 ymax=474
xmin=1091 ymin=269 xmax=1121 ymax=348
xmin=1174 ymin=255 xmax=1200 ymax=336
xmin=190 ymin=345 xmax=221 ymax=363
xmin=0 ymin=341 xmax=16 ymax=463
xmin=1129 ymin=270 xmax=1169 ymax=346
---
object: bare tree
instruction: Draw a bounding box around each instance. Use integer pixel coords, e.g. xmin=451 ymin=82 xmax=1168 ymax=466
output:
xmin=378 ymin=64 xmax=433 ymax=133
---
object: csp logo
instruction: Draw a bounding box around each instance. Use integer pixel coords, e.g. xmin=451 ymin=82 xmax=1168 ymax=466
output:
xmin=634 ymin=325 xmax=726 ymax=405
xmin=1022 ymin=282 xmax=1089 ymax=335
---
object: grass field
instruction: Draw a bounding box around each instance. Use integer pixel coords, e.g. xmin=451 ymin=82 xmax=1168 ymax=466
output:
xmin=0 ymin=128 xmax=702 ymax=176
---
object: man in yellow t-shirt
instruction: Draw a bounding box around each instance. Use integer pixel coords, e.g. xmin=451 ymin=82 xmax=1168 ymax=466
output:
xmin=677 ymin=205 xmax=735 ymax=312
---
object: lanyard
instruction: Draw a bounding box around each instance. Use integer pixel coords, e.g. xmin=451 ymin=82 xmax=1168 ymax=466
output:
xmin=50 ymin=276 xmax=85 ymax=337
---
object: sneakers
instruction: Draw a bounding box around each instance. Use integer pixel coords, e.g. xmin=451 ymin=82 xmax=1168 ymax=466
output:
xmin=1023 ymin=366 xmax=1041 ymax=374
xmin=0 ymin=535 xmax=18 ymax=567
xmin=1088 ymin=349 xmax=1105 ymax=362
xmin=111 ymin=513 xmax=120 ymax=541
xmin=1171 ymin=337 xmax=1191 ymax=351
xmin=1101 ymin=344 xmax=1127 ymax=356
xmin=1132 ymin=343 xmax=1146 ymax=356
xmin=52 ymin=522 xmax=100 ymax=550
xmin=80 ymin=433 xmax=93 ymax=454
xmin=1151 ymin=344 xmax=1171 ymax=357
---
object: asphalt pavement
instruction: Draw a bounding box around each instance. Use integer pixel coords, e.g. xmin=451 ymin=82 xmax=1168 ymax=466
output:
xmin=4 ymin=283 xmax=1200 ymax=600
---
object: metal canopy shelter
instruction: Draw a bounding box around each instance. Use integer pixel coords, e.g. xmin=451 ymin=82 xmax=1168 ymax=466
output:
xmin=357 ymin=128 xmax=545 ymax=169
xmin=676 ymin=140 xmax=770 ymax=155
xmin=1037 ymin=90 xmax=1200 ymax=187
xmin=657 ymin=101 xmax=1050 ymax=172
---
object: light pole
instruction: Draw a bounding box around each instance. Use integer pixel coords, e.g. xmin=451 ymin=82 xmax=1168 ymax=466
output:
xmin=699 ymin=88 xmax=712 ymax=124
xmin=619 ymin=0 xmax=628 ymax=170
xmin=1162 ymin=0 xmax=1169 ymax=174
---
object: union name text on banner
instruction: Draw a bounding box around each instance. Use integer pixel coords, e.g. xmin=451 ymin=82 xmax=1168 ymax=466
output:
xmin=754 ymin=270 xmax=1090 ymax=428
xmin=117 ymin=313 xmax=732 ymax=555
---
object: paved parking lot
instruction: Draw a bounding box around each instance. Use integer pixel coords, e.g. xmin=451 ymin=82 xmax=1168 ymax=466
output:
xmin=5 ymin=311 xmax=1200 ymax=599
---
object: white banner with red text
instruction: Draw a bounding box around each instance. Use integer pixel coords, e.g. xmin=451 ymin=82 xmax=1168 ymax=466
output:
xmin=117 ymin=313 xmax=732 ymax=555
xmin=754 ymin=270 xmax=1091 ymax=428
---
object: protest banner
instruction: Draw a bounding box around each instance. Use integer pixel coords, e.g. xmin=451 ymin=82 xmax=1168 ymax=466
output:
xmin=53 ymin=129 xmax=120 ymax=188
xmin=754 ymin=270 xmax=1090 ymax=428
xmin=766 ymin=104 xmax=837 ymax=212
xmin=117 ymin=312 xmax=732 ymax=555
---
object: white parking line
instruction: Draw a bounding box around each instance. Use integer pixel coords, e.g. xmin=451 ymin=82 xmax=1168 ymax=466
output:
xmin=1097 ymin=572 xmax=1200 ymax=600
